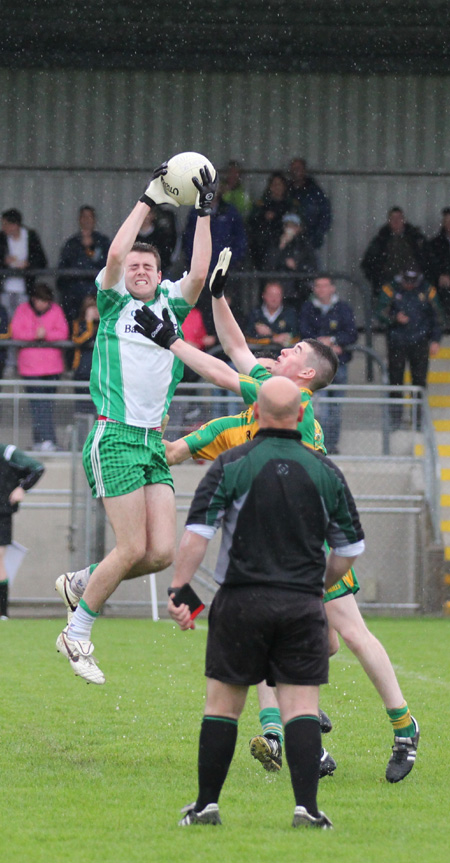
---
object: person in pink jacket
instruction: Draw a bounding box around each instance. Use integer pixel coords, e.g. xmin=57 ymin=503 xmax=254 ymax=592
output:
xmin=11 ymin=282 xmax=69 ymax=451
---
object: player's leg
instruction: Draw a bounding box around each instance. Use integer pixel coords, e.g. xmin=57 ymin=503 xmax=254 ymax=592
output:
xmin=277 ymin=683 xmax=332 ymax=829
xmin=249 ymin=680 xmax=284 ymax=771
xmin=0 ymin=516 xmax=12 ymax=619
xmin=56 ymin=487 xmax=148 ymax=684
xmin=179 ymin=678 xmax=248 ymax=826
xmin=326 ymin=592 xmax=419 ymax=781
xmin=123 ymin=482 xmax=175 ymax=578
xmin=0 ymin=544 xmax=9 ymax=619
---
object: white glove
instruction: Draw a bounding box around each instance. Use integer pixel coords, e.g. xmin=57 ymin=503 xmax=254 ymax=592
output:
xmin=209 ymin=247 xmax=232 ymax=298
xmin=140 ymin=162 xmax=180 ymax=208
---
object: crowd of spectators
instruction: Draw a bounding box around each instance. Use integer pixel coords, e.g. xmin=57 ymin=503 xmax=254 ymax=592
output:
xmin=1 ymin=162 xmax=450 ymax=447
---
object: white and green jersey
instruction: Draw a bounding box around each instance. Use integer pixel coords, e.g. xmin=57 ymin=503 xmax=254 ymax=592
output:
xmin=90 ymin=269 xmax=192 ymax=428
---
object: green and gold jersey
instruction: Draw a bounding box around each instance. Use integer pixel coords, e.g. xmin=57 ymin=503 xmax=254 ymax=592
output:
xmin=184 ymin=362 xmax=325 ymax=461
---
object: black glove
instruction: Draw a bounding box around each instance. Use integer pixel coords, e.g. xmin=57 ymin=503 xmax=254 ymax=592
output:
xmin=134 ymin=306 xmax=179 ymax=349
xmin=209 ymin=247 xmax=232 ymax=298
xmin=192 ymin=165 xmax=218 ymax=216
xmin=140 ymin=162 xmax=179 ymax=208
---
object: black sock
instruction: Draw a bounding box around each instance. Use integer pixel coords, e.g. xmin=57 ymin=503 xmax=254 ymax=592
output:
xmin=195 ymin=716 xmax=238 ymax=812
xmin=0 ymin=580 xmax=8 ymax=616
xmin=284 ymin=715 xmax=321 ymax=817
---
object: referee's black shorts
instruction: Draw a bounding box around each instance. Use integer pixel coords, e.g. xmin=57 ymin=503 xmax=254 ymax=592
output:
xmin=0 ymin=515 xmax=12 ymax=547
xmin=205 ymin=583 xmax=328 ymax=687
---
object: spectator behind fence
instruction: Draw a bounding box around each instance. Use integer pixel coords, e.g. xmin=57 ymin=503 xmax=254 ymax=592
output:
xmin=299 ymin=274 xmax=358 ymax=454
xmin=428 ymin=207 xmax=450 ymax=327
xmin=57 ymin=205 xmax=110 ymax=325
xmin=375 ymin=269 xmax=443 ymax=430
xmin=182 ymin=186 xmax=248 ymax=333
xmin=264 ymin=212 xmax=317 ymax=312
xmin=287 ymin=157 xmax=332 ymax=250
xmin=0 ymin=443 xmax=45 ymax=619
xmin=0 ymin=208 xmax=48 ymax=319
xmin=220 ymin=160 xmax=252 ymax=218
xmin=11 ymin=282 xmax=69 ymax=451
xmin=247 ymin=171 xmax=292 ymax=270
xmin=136 ymin=205 xmax=178 ymax=274
xmin=245 ymin=280 xmax=299 ymax=348
xmin=361 ymin=207 xmax=430 ymax=303
xmin=71 ymin=294 xmax=100 ymax=414
xmin=0 ymin=299 xmax=9 ymax=380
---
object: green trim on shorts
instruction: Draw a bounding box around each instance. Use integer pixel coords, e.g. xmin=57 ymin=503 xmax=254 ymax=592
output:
xmin=83 ymin=420 xmax=174 ymax=499
xmin=324 ymin=567 xmax=360 ymax=603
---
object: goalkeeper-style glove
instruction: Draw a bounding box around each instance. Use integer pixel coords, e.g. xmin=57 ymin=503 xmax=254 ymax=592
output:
xmin=209 ymin=247 xmax=232 ymax=298
xmin=134 ymin=306 xmax=180 ymax=349
xmin=140 ymin=162 xmax=180 ymax=208
xmin=192 ymin=165 xmax=218 ymax=216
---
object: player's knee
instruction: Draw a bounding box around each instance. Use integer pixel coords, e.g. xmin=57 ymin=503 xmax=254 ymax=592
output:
xmin=328 ymin=629 xmax=340 ymax=656
xmin=150 ymin=547 xmax=174 ymax=572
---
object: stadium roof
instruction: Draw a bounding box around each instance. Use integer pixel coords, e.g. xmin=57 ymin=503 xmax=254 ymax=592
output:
xmin=2 ymin=1 xmax=450 ymax=74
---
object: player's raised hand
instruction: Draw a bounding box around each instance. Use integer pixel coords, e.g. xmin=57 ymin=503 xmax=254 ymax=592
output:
xmin=193 ymin=165 xmax=218 ymax=216
xmin=140 ymin=161 xmax=180 ymax=208
xmin=134 ymin=306 xmax=179 ymax=349
xmin=209 ymin=247 xmax=232 ymax=298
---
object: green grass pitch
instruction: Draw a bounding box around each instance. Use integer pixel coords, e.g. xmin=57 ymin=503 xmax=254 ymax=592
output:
xmin=1 ymin=616 xmax=449 ymax=863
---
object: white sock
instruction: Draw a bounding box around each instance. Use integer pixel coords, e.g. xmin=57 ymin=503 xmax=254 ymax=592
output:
xmin=70 ymin=566 xmax=91 ymax=598
xmin=67 ymin=604 xmax=96 ymax=642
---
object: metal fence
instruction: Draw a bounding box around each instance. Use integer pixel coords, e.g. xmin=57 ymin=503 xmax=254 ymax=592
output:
xmin=1 ymin=379 xmax=443 ymax=617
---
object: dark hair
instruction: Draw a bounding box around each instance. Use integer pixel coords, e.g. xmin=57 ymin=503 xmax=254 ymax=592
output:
xmin=31 ymin=282 xmax=54 ymax=303
xmin=79 ymin=205 xmax=96 ymax=218
xmin=2 ymin=208 xmax=22 ymax=225
xmin=314 ymin=272 xmax=333 ymax=282
xmin=388 ymin=206 xmax=404 ymax=216
xmin=130 ymin=242 xmax=161 ymax=271
xmin=442 ymin=207 xmax=450 ymax=215
xmin=303 ymin=338 xmax=339 ymax=390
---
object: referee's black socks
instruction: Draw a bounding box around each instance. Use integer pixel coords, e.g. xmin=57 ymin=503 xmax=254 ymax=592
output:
xmin=195 ymin=716 xmax=238 ymax=812
xmin=284 ymin=715 xmax=322 ymax=817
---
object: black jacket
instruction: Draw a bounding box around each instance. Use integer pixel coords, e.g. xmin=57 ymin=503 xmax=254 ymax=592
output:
xmin=0 ymin=228 xmax=48 ymax=295
xmin=361 ymin=223 xmax=430 ymax=290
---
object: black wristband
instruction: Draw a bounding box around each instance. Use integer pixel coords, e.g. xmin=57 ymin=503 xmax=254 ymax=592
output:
xmin=167 ymin=586 xmax=181 ymax=598
xmin=139 ymin=194 xmax=155 ymax=207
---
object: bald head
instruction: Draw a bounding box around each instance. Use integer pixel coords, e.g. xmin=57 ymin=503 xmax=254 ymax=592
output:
xmin=255 ymin=377 xmax=303 ymax=429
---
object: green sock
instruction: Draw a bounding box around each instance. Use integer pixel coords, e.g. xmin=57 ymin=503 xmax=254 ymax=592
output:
xmin=89 ymin=563 xmax=98 ymax=575
xmin=259 ymin=707 xmax=283 ymax=745
xmin=386 ymin=702 xmax=415 ymax=738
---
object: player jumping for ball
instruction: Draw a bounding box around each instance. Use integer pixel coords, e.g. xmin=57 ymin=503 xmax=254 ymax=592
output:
xmin=55 ymin=161 xmax=217 ymax=684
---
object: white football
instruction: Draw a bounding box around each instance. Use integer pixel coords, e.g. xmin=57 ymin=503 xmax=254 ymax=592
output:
xmin=161 ymin=151 xmax=216 ymax=206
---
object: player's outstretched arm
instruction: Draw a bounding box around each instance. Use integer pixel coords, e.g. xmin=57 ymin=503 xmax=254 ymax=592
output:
xmin=163 ymin=438 xmax=192 ymax=466
xmin=212 ymin=294 xmax=257 ymax=376
xmin=134 ymin=305 xmax=241 ymax=393
xmin=180 ymin=166 xmax=217 ymax=305
xmin=180 ymin=215 xmax=212 ymax=306
xmin=103 ymin=164 xmax=175 ymax=291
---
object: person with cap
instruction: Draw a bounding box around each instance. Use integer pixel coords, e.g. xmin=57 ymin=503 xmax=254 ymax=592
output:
xmin=264 ymin=212 xmax=318 ymax=313
xmin=375 ymin=268 xmax=444 ymax=428
xmin=0 ymin=208 xmax=48 ymax=319
xmin=428 ymin=206 xmax=450 ymax=327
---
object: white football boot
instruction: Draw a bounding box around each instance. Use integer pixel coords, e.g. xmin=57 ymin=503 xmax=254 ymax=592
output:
xmin=56 ymin=628 xmax=105 ymax=685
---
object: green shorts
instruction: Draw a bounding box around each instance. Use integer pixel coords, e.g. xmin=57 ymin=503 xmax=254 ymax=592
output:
xmin=83 ymin=420 xmax=174 ymax=499
xmin=324 ymin=567 xmax=360 ymax=603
